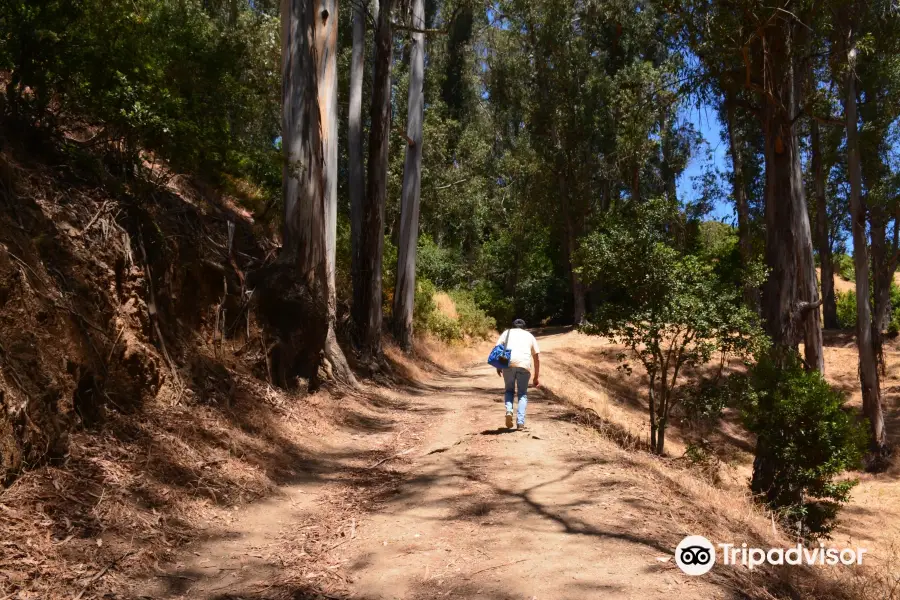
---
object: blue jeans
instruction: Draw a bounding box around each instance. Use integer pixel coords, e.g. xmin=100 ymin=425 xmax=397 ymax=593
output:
xmin=503 ymin=367 xmax=530 ymax=425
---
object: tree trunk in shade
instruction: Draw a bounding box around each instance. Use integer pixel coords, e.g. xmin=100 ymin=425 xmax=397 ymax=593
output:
xmin=843 ymin=41 xmax=886 ymax=461
xmin=392 ymin=0 xmax=426 ymax=351
xmin=810 ymin=116 xmax=837 ymax=329
xmin=353 ymin=0 xmax=392 ymax=360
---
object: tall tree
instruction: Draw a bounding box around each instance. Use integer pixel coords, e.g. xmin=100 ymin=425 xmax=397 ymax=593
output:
xmin=751 ymin=15 xmax=824 ymax=378
xmin=348 ymin=0 xmax=367 ymax=309
xmin=723 ymin=89 xmax=759 ymax=310
xmin=316 ymin=0 xmax=357 ymax=385
xmin=393 ymin=0 xmax=426 ymax=351
xmin=353 ymin=0 xmax=393 ymax=360
xmin=681 ymin=1 xmax=825 ymax=501
xmin=841 ymin=26 xmax=887 ymax=460
xmin=811 ymin=115 xmax=838 ymax=329
xmin=856 ymin=15 xmax=900 ymax=375
xmin=261 ymin=0 xmax=330 ymax=388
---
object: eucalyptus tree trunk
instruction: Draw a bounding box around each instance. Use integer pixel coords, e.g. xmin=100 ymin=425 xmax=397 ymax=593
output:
xmin=811 ymin=117 xmax=838 ymax=329
xmin=316 ymin=0 xmax=338 ymax=310
xmin=392 ymin=0 xmax=425 ymax=351
xmin=348 ymin=0 xmax=366 ymax=308
xmin=844 ymin=43 xmax=887 ymax=458
xmin=870 ymin=214 xmax=891 ymax=374
xmin=757 ymin=29 xmax=823 ymax=373
xmin=724 ymin=92 xmax=759 ymax=311
xmin=752 ymin=19 xmax=823 ymax=503
xmin=871 ymin=214 xmax=899 ymax=345
xmin=559 ymin=167 xmax=586 ymax=325
xmin=258 ymin=0 xmax=329 ymax=389
xmin=314 ymin=0 xmax=357 ymax=386
xmin=353 ymin=0 xmax=392 ymax=360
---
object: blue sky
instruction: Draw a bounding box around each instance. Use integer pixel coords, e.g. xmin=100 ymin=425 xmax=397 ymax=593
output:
xmin=676 ymin=102 xmax=734 ymax=222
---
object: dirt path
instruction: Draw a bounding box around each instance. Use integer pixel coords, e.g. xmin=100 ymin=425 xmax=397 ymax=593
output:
xmin=141 ymin=333 xmax=740 ymax=600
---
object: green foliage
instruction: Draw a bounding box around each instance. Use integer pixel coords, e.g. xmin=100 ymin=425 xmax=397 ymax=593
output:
xmin=411 ymin=280 xmax=495 ymax=344
xmin=577 ymin=199 xmax=766 ymax=455
xmin=833 ymin=253 xmax=855 ymax=282
xmin=681 ymin=378 xmax=730 ymax=431
xmin=416 ymin=235 xmax=465 ymax=289
xmin=693 ymin=220 xmax=755 ymax=292
xmin=733 ymin=353 xmax=867 ymax=538
xmin=835 ymin=289 xmax=857 ymax=329
xmin=1 ymin=0 xmax=281 ymax=193
xmin=413 ymin=279 xmax=438 ymax=333
xmin=448 ymin=290 xmax=496 ymax=339
xmin=471 ymin=280 xmax=515 ymax=329
xmin=889 ymin=282 xmax=900 ymax=336
xmin=696 ymin=221 xmax=738 ymax=260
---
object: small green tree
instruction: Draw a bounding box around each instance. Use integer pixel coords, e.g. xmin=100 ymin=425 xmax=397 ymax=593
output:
xmin=733 ymin=352 xmax=867 ymax=538
xmin=577 ymin=200 xmax=765 ymax=455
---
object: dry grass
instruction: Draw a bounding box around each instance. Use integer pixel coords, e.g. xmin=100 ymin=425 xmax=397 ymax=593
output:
xmin=818 ymin=268 xmax=855 ymax=294
xmin=433 ymin=292 xmax=459 ymax=320
xmin=537 ymin=329 xmax=900 ymax=600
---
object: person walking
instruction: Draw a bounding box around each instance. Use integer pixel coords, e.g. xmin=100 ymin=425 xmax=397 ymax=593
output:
xmin=496 ymin=319 xmax=540 ymax=430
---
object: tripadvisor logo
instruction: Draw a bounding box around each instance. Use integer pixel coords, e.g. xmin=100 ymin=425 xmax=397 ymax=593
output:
xmin=674 ymin=535 xmax=868 ymax=576
xmin=675 ymin=535 xmax=716 ymax=575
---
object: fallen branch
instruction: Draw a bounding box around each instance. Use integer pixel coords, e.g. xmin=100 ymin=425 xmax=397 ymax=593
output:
xmin=72 ymin=550 xmax=136 ymax=600
xmin=392 ymin=21 xmax=448 ymax=35
xmin=365 ymin=448 xmax=414 ymax=470
xmin=77 ymin=200 xmax=110 ymax=237
xmin=136 ymin=229 xmax=182 ymax=389
xmin=464 ymin=558 xmax=528 ymax=579
xmin=434 ymin=178 xmax=467 ymax=191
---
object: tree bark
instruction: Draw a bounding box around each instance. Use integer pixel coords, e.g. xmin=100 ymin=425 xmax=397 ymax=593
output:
xmin=353 ymin=0 xmax=392 ymax=360
xmin=316 ymin=0 xmax=338 ymax=305
xmin=314 ymin=0 xmax=357 ymax=386
xmin=844 ymin=43 xmax=887 ymax=458
xmin=392 ymin=0 xmax=425 ymax=352
xmin=258 ymin=0 xmax=330 ymax=389
xmin=811 ymin=117 xmax=838 ymax=329
xmin=752 ymin=18 xmax=823 ymax=502
xmin=559 ymin=168 xmax=586 ymax=325
xmin=348 ymin=0 xmax=366 ymax=312
xmin=758 ymin=27 xmax=823 ymax=373
xmin=724 ymin=92 xmax=760 ymax=311
xmin=870 ymin=215 xmax=890 ymax=374
xmin=660 ymin=106 xmax=677 ymax=206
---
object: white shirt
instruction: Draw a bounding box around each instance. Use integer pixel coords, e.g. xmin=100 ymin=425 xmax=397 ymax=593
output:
xmin=497 ymin=328 xmax=540 ymax=371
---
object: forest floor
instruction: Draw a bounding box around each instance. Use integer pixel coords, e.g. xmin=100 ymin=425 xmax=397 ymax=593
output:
xmin=131 ymin=330 xmax=881 ymax=600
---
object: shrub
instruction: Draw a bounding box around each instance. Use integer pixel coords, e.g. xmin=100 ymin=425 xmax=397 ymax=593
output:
xmin=680 ymin=378 xmax=730 ymax=433
xmin=836 ymin=289 xmax=857 ymax=329
xmin=471 ymin=280 xmax=514 ymax=328
xmin=888 ymin=282 xmax=900 ymax=337
xmin=577 ymin=199 xmax=766 ymax=455
xmin=426 ymin=311 xmax=463 ymax=342
xmin=413 ymin=279 xmax=438 ymax=333
xmin=833 ymin=253 xmax=855 ymax=282
xmin=449 ymin=289 xmax=496 ymax=339
xmin=1 ymin=0 xmax=281 ymax=188
xmin=408 ymin=281 xmax=495 ymax=343
xmin=735 ymin=352 xmax=867 ymax=539
xmin=417 ymin=235 xmax=463 ymax=289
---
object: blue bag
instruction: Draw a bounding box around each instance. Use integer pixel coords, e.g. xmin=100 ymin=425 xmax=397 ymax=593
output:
xmin=487 ymin=329 xmax=512 ymax=369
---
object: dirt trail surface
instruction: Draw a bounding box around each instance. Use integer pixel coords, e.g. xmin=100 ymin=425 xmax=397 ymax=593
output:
xmin=138 ymin=331 xmax=755 ymax=600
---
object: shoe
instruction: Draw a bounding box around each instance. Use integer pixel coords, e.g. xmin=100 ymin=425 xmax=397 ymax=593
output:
xmin=505 ymin=412 xmax=514 ymax=429
xmin=517 ymin=422 xmax=526 ymax=431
